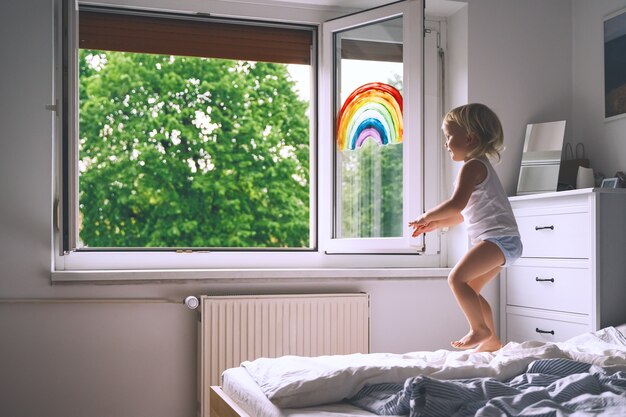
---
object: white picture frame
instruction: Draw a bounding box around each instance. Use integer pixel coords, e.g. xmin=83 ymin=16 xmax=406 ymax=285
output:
xmin=601 ymin=177 xmax=619 ymax=188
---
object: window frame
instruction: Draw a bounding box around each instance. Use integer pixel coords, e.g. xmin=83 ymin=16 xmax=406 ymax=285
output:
xmin=53 ymin=0 xmax=445 ymax=277
xmin=319 ymin=1 xmax=426 ymax=255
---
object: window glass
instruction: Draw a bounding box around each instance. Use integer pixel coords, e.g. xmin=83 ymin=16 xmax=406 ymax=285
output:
xmin=76 ymin=10 xmax=314 ymax=249
xmin=334 ymin=17 xmax=403 ymax=239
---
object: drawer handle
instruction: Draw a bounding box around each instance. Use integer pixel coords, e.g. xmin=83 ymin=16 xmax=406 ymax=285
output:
xmin=535 ymin=328 xmax=555 ymax=335
xmin=535 ymin=277 xmax=555 ymax=283
xmin=534 ymin=225 xmax=554 ymax=231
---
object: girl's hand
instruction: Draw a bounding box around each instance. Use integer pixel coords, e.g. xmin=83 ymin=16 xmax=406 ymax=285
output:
xmin=408 ymin=218 xmax=438 ymax=236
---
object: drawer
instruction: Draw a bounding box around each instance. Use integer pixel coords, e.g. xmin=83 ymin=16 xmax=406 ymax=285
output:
xmin=505 ymin=309 xmax=590 ymax=343
xmin=506 ymin=265 xmax=591 ymax=314
xmin=516 ymin=211 xmax=590 ymax=258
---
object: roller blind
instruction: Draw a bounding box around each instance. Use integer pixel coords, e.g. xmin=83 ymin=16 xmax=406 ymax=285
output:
xmin=79 ymin=9 xmax=313 ymax=65
xmin=341 ymin=39 xmax=402 ymax=62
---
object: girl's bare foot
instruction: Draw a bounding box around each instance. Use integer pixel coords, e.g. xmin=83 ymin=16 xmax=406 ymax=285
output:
xmin=475 ymin=336 xmax=502 ymax=353
xmin=451 ymin=326 xmax=491 ymax=350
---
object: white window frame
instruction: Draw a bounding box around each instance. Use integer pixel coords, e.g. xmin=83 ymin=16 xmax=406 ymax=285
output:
xmin=52 ymin=0 xmax=445 ymax=279
xmin=319 ymin=0 xmax=427 ymax=255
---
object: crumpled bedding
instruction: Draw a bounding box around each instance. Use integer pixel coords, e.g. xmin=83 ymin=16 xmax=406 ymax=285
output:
xmin=348 ymin=357 xmax=626 ymax=416
xmin=241 ymin=327 xmax=626 ymax=409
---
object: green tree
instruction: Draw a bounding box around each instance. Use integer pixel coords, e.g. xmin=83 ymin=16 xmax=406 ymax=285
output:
xmin=340 ymin=142 xmax=403 ymax=238
xmin=78 ymin=51 xmax=310 ymax=248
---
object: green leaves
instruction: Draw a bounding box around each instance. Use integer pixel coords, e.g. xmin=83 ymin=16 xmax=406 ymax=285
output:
xmin=79 ymin=51 xmax=310 ymax=248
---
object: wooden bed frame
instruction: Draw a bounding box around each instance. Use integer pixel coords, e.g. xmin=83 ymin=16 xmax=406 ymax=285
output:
xmin=209 ymin=386 xmax=250 ymax=417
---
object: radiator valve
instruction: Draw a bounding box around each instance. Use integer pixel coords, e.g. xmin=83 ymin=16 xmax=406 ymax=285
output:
xmin=184 ymin=296 xmax=199 ymax=310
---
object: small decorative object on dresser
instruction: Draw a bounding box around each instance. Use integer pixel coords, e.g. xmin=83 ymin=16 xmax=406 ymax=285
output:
xmin=576 ymin=166 xmax=595 ymax=189
xmin=601 ymin=177 xmax=619 ymax=188
xmin=501 ymin=188 xmax=626 ymax=343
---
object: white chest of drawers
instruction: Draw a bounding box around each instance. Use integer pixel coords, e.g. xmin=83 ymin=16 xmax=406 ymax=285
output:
xmin=500 ymin=188 xmax=626 ymax=343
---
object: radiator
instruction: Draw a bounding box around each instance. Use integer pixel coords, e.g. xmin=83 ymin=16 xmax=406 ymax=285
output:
xmin=199 ymin=293 xmax=370 ymax=416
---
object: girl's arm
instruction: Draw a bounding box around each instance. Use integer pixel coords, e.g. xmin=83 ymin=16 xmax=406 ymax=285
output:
xmin=408 ymin=160 xmax=486 ymax=235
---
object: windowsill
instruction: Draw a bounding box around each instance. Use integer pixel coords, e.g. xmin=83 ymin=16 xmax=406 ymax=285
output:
xmin=51 ymin=267 xmax=452 ymax=284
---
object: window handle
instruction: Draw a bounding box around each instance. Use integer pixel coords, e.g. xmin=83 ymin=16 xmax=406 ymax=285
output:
xmin=535 ymin=328 xmax=555 ymax=335
xmin=535 ymin=225 xmax=554 ymax=231
xmin=535 ymin=277 xmax=555 ymax=283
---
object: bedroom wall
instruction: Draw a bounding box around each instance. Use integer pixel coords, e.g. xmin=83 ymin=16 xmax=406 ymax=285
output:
xmin=464 ymin=0 xmax=573 ymax=195
xmin=0 ymin=1 xmax=576 ymax=417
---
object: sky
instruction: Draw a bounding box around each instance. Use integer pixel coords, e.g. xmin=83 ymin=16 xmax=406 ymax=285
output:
xmin=288 ymin=59 xmax=402 ymax=103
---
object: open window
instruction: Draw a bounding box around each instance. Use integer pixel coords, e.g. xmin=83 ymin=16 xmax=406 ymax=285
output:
xmin=54 ymin=0 xmax=442 ymax=275
xmin=319 ymin=1 xmax=427 ymax=254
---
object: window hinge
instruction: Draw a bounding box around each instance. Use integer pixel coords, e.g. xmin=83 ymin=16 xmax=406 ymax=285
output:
xmin=46 ymin=101 xmax=59 ymax=114
xmin=53 ymin=198 xmax=60 ymax=232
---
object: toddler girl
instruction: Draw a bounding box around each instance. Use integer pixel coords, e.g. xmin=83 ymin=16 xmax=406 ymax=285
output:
xmin=409 ymin=103 xmax=522 ymax=352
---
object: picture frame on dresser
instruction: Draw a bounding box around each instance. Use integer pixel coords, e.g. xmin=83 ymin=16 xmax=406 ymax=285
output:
xmin=501 ymin=188 xmax=626 ymax=344
xmin=601 ymin=177 xmax=619 ymax=188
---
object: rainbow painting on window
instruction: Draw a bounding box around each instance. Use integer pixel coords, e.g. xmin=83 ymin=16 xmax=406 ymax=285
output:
xmin=336 ymin=82 xmax=403 ymax=151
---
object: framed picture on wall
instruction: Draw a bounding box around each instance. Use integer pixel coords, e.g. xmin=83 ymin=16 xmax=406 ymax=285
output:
xmin=604 ymin=7 xmax=626 ymax=121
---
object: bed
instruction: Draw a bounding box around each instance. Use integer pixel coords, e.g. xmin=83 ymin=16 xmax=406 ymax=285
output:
xmin=210 ymin=325 xmax=626 ymax=417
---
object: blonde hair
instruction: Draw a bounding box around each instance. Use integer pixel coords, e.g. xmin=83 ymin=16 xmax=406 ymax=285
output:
xmin=443 ymin=103 xmax=504 ymax=161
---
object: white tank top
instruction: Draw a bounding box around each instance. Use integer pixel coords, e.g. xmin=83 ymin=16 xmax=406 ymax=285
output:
xmin=461 ymin=156 xmax=520 ymax=244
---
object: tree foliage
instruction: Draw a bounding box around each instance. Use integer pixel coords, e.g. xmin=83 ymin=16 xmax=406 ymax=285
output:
xmin=78 ymin=50 xmax=310 ymax=248
xmin=340 ymin=142 xmax=403 ymax=238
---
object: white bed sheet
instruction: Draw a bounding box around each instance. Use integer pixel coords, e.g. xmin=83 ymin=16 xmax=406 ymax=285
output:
xmin=242 ymin=327 xmax=626 ymax=408
xmin=222 ymin=366 xmax=403 ymax=417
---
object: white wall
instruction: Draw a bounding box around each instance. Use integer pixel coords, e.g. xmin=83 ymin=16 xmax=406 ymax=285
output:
xmin=0 ymin=1 xmax=588 ymax=416
xmin=466 ymin=0 xmax=573 ymax=195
